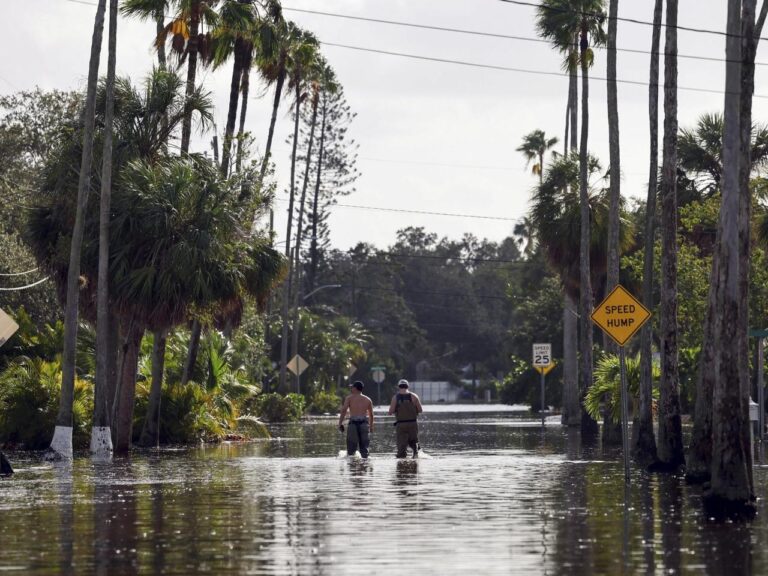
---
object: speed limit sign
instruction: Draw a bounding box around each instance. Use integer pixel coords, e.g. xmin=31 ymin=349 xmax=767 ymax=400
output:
xmin=532 ymin=343 xmax=552 ymax=367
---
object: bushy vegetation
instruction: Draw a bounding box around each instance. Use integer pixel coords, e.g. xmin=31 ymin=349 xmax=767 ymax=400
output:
xmin=308 ymin=390 xmax=341 ymax=415
xmin=252 ymin=393 xmax=306 ymax=422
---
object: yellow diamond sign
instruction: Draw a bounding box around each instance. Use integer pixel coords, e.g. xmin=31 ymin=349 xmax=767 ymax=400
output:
xmin=534 ymin=362 xmax=556 ymax=376
xmin=591 ymin=285 xmax=651 ymax=347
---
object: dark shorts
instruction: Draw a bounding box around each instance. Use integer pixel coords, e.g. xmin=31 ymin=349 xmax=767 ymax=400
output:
xmin=347 ymin=418 xmax=370 ymax=458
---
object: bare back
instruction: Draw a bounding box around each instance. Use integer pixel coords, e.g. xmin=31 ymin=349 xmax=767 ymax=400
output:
xmin=344 ymin=393 xmax=373 ymax=417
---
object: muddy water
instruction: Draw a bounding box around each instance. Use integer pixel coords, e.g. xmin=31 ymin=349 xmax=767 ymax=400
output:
xmin=1 ymin=409 xmax=767 ymax=575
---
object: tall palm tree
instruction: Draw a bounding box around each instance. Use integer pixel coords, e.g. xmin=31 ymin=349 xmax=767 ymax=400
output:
xmin=536 ymin=0 xmax=605 ymax=431
xmin=513 ymin=216 xmax=536 ymax=258
xmin=92 ymin=0 xmax=119 ymax=457
xmin=517 ymin=130 xmax=559 ymax=185
xmin=657 ymin=0 xmax=684 ymax=470
xmin=538 ymin=0 xmax=606 ymax=435
xmin=212 ymin=0 xmax=257 ymax=177
xmin=634 ymin=0 xmax=662 ymax=468
xmin=48 ymin=0 xmax=108 ymax=460
xmin=122 ymin=0 xmax=219 ymax=154
xmin=277 ymin=26 xmax=319 ymax=393
xmin=706 ymin=0 xmax=754 ymax=517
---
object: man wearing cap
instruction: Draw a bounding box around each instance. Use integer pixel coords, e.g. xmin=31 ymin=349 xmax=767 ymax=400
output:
xmin=338 ymin=381 xmax=374 ymax=458
xmin=389 ymin=379 xmax=423 ymax=458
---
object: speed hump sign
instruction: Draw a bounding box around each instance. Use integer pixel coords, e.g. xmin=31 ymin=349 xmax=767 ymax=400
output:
xmin=532 ymin=343 xmax=552 ymax=367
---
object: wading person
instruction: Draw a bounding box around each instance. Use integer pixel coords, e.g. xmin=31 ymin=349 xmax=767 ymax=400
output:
xmin=338 ymin=381 xmax=374 ymax=458
xmin=389 ymin=379 xmax=423 ymax=458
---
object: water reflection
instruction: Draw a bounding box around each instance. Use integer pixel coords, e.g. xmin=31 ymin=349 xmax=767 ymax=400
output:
xmin=1 ymin=412 xmax=768 ymax=574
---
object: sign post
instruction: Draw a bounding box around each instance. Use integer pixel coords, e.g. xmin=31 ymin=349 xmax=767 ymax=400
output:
xmin=371 ymin=365 xmax=386 ymax=405
xmin=287 ymin=355 xmax=309 ymax=394
xmin=534 ymin=362 xmax=555 ymax=428
xmin=591 ymin=285 xmax=651 ymax=482
xmin=533 ymin=344 xmax=552 ymax=428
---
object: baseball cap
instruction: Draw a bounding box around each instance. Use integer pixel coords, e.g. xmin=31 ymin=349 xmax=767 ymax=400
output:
xmin=350 ymin=381 xmax=364 ymax=391
xmin=397 ymin=379 xmax=409 ymax=389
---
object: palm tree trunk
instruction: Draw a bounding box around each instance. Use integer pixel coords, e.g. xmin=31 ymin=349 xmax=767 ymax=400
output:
xmin=49 ymin=0 xmax=107 ymax=461
xmin=114 ymin=322 xmax=144 ymax=453
xmin=220 ymin=40 xmax=243 ymax=178
xmin=578 ymin=30 xmax=598 ymax=437
xmin=561 ymin=292 xmax=580 ymax=426
xmin=180 ymin=320 xmax=202 ymax=386
xmin=179 ymin=3 xmax=200 ymax=154
xmin=706 ymin=0 xmax=753 ymax=518
xmin=235 ymin=57 xmax=252 ymax=175
xmin=156 ymin=15 xmax=167 ymax=70
xmin=635 ymin=0 xmax=663 ymax=468
xmin=278 ymin=84 xmax=302 ymax=393
xmin=736 ymin=0 xmax=762 ymax=500
xmin=92 ymin=0 xmax=118 ymax=457
xmin=564 ymin=99 xmax=570 ymax=157
xmin=139 ymin=329 xmax=167 ymax=448
xmin=255 ymin=68 xmax=286 ymax=237
xmin=569 ymin=42 xmax=578 ymax=152
xmin=308 ymin=98 xmax=328 ymax=294
xmin=602 ymin=0 xmax=623 ymax=447
xmin=657 ymin=0 xmax=685 ymax=470
xmin=290 ymin=93 xmax=321 ymax=383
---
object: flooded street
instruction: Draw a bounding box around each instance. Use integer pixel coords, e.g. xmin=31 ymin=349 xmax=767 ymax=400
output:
xmin=2 ymin=408 xmax=768 ymax=575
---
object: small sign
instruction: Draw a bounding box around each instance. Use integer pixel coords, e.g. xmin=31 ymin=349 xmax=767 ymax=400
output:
xmin=287 ymin=354 xmax=309 ymax=376
xmin=0 ymin=309 xmax=19 ymax=348
xmin=535 ymin=363 xmax=556 ymax=376
xmin=370 ymin=365 xmax=386 ymax=371
xmin=532 ymin=343 xmax=552 ymax=367
xmin=347 ymin=363 xmax=358 ymax=377
xmin=372 ymin=370 xmax=385 ymax=384
xmin=591 ymin=285 xmax=651 ymax=347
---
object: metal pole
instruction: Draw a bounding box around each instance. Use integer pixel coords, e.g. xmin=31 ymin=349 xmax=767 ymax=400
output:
xmin=619 ymin=346 xmax=630 ymax=482
xmin=759 ymin=338 xmax=765 ymax=442
xmin=540 ymin=369 xmax=546 ymax=429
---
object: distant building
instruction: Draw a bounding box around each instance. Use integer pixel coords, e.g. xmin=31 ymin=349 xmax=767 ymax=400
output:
xmin=409 ymin=381 xmax=461 ymax=404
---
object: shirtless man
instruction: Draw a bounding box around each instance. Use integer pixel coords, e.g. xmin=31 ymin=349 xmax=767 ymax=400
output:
xmin=389 ymin=379 xmax=423 ymax=458
xmin=338 ymin=381 xmax=374 ymax=458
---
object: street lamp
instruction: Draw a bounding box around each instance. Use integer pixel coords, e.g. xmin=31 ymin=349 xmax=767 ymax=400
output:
xmin=294 ymin=284 xmax=343 ymax=394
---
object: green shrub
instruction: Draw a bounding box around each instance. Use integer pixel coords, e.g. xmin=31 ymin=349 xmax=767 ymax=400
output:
xmin=585 ymin=353 xmax=660 ymax=424
xmin=0 ymin=356 xmax=92 ymax=449
xmin=254 ymin=392 xmax=306 ymax=422
xmin=309 ymin=390 xmax=341 ymax=415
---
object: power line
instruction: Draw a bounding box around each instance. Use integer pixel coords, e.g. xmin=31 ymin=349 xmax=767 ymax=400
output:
xmin=0 ymin=277 xmax=50 ymax=291
xmin=0 ymin=268 xmax=39 ymax=277
xmin=284 ymin=6 xmax=768 ymax=68
xmin=323 ymin=42 xmax=768 ymax=100
xmin=499 ymin=0 xmax=768 ymax=42
xmin=275 ymin=198 xmax=523 ymax=222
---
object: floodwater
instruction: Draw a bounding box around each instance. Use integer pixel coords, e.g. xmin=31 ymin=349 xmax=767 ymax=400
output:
xmin=1 ymin=408 xmax=768 ymax=575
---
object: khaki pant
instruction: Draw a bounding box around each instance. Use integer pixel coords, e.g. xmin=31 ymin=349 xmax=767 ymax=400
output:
xmin=396 ymin=422 xmax=419 ymax=458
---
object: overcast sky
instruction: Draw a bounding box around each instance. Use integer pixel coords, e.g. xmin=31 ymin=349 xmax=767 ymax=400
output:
xmin=5 ymin=0 xmax=765 ymax=251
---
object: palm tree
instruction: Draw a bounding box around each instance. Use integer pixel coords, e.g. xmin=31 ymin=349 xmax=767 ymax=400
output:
xmin=30 ymin=70 xmax=215 ymax=453
xmin=122 ymin=0 xmax=219 ymax=154
xmin=517 ymin=130 xmax=559 ymax=185
xmin=119 ymin=0 xmax=171 ymax=70
xmin=48 ymin=0 xmax=108 ymax=460
xmin=706 ymin=0 xmax=754 ymax=518
xmin=212 ymin=0 xmax=257 ymax=177
xmin=277 ymin=25 xmax=320 ymax=393
xmin=657 ymin=0 xmax=684 ymax=470
xmin=92 ymin=0 xmax=119 ymax=456
xmin=513 ymin=216 xmax=536 ymax=258
xmin=634 ymin=0 xmax=662 ymax=468
xmin=538 ymin=0 xmax=606 ymax=435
